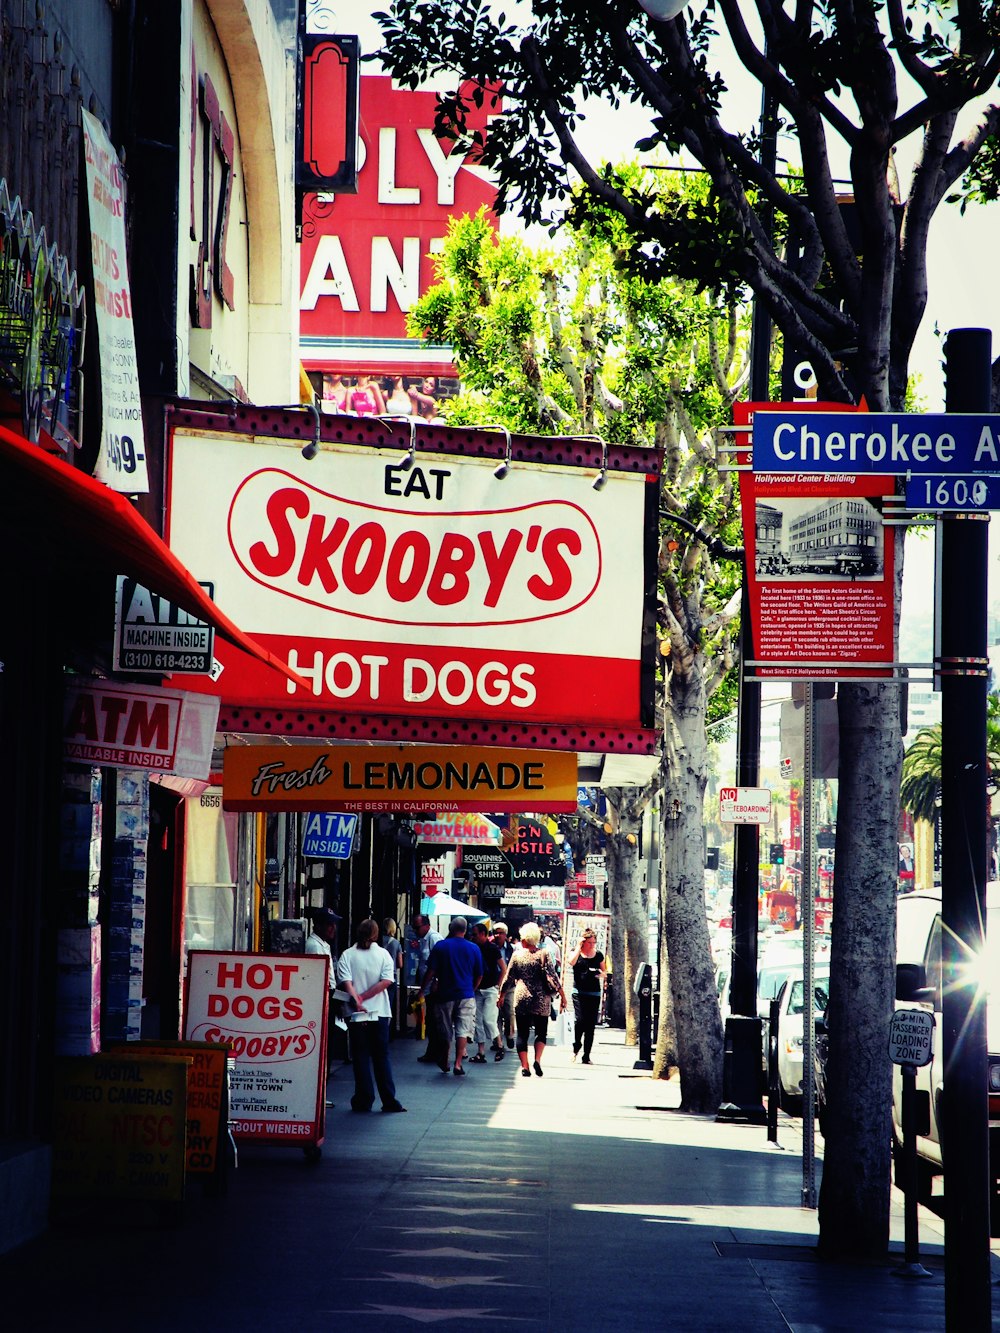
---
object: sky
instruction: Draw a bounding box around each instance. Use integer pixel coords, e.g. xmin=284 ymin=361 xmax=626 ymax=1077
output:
xmin=331 ymin=0 xmax=1000 ymax=661
xmin=337 ymin=1 xmax=1000 ymax=404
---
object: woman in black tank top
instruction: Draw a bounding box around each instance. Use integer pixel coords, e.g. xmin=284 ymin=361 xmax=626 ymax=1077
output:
xmin=569 ymin=928 xmax=606 ymax=1063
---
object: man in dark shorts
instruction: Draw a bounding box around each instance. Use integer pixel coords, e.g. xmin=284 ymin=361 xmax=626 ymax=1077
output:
xmin=421 ymin=917 xmax=482 ymax=1076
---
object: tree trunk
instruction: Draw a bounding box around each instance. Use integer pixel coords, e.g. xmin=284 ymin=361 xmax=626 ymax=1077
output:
xmin=605 ymin=809 xmax=648 ymax=1043
xmin=658 ymin=661 xmax=724 ymax=1113
xmin=817 ymin=679 xmax=902 ymax=1258
xmin=653 ymin=880 xmax=678 ymax=1078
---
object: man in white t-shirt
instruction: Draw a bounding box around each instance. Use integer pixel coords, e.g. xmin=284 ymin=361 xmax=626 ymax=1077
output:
xmin=305 ymin=906 xmax=343 ymax=1107
xmin=336 ymin=919 xmax=406 ymax=1113
xmin=305 ymin=906 xmax=341 ymax=982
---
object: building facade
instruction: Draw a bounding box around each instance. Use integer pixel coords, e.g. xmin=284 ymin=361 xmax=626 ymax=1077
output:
xmin=0 ymin=0 xmax=312 ymax=1254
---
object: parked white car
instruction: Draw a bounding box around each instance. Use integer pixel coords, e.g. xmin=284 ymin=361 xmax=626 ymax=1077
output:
xmin=892 ymin=884 xmax=1000 ymax=1232
xmin=773 ymin=967 xmax=830 ymax=1113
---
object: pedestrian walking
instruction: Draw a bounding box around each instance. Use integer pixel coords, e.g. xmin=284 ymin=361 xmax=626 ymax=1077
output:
xmin=492 ymin=922 xmax=516 ymax=1049
xmin=407 ymin=913 xmax=443 ymax=1063
xmin=469 ymin=919 xmax=507 ymax=1062
xmin=335 ymin=919 xmax=406 ymax=1113
xmin=421 ymin=916 xmax=482 ymax=1076
xmin=497 ymin=922 xmax=566 ymax=1078
xmin=568 ymin=927 xmax=606 ymax=1064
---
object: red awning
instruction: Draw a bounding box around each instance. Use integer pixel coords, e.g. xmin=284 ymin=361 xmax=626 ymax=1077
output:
xmin=0 ymin=423 xmax=305 ymax=689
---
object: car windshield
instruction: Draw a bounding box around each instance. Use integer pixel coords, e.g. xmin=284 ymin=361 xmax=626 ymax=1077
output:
xmin=758 ymin=966 xmax=794 ymax=1003
xmin=787 ymin=975 xmax=830 ymax=1016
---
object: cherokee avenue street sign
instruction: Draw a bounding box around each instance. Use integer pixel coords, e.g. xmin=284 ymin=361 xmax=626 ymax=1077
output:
xmin=888 ymin=1007 xmax=934 ymax=1067
xmin=752 ymin=411 xmax=1000 ymax=475
xmin=719 ymin=786 xmax=772 ymax=825
xmin=904 ymin=473 xmax=1000 ymax=511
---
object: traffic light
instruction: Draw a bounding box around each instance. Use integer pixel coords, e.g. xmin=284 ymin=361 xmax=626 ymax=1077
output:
xmin=769 ymin=842 xmax=785 ymax=865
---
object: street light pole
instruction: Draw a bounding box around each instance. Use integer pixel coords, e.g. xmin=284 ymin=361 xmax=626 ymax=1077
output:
xmin=940 ymin=327 xmax=992 ymax=1330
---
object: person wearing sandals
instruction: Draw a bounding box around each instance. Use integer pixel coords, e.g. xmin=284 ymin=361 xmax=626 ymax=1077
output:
xmin=497 ymin=922 xmax=566 ymax=1078
xmin=568 ymin=927 xmax=607 ymax=1064
xmin=469 ymin=919 xmax=507 ymax=1063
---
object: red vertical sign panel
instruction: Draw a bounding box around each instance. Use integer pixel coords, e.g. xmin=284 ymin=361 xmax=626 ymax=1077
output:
xmin=737 ymin=401 xmax=896 ymax=678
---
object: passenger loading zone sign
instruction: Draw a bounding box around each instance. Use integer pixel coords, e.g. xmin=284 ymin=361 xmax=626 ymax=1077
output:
xmin=719 ymin=786 xmax=772 ymax=824
xmin=165 ymin=429 xmax=652 ymax=730
xmin=888 ymin=1007 xmax=934 ymax=1067
xmin=184 ymin=952 xmax=328 ymax=1145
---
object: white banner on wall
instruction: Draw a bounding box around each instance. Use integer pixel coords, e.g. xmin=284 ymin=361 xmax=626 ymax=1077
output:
xmin=82 ymin=109 xmax=148 ymax=493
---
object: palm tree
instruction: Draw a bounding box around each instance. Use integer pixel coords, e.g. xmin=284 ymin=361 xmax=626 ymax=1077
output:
xmin=899 ymin=726 xmax=942 ymax=824
xmin=901 ymin=695 xmax=1000 ymax=822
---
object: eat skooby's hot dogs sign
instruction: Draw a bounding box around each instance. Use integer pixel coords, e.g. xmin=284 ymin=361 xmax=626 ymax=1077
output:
xmin=166 ymin=430 xmax=648 ymax=728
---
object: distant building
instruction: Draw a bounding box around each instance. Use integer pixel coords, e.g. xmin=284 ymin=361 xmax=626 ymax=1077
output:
xmin=755 ymin=502 xmax=783 ymax=563
xmin=787 ymin=498 xmax=882 ymax=576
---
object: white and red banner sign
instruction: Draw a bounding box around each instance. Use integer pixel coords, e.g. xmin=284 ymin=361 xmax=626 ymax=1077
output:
xmin=63 ymin=680 xmax=219 ymax=778
xmin=299 ymin=75 xmax=498 ymax=372
xmin=738 ymin=401 xmax=895 ymax=677
xmin=82 ymin=109 xmax=148 ymax=493
xmin=165 ymin=430 xmax=649 ymax=730
xmin=184 ymin=951 xmax=328 ymax=1144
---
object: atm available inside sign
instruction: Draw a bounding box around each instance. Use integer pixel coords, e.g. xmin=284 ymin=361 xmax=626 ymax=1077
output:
xmin=719 ymin=786 xmax=772 ymax=824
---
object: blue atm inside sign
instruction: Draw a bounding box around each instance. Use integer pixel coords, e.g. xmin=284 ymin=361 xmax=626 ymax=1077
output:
xmin=752 ymin=411 xmax=1000 ymax=475
xmin=302 ymin=812 xmax=358 ymax=860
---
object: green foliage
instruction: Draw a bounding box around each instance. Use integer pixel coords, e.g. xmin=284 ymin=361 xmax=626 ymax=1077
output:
xmin=376 ymin=0 xmax=1000 ymax=417
xmin=899 ymin=724 xmax=942 ymax=824
xmin=900 ymin=695 xmax=1000 ymax=821
xmin=953 ymin=133 xmax=1000 ymax=213
xmin=406 ymin=180 xmax=748 ymax=716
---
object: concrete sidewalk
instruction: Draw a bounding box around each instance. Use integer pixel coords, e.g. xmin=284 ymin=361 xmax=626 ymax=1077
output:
xmin=4 ymin=1028 xmax=999 ymax=1331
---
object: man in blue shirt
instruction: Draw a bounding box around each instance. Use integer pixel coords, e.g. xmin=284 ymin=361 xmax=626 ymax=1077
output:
xmin=421 ymin=917 xmax=482 ymax=1076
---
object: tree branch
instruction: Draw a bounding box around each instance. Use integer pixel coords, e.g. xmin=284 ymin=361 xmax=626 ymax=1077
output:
xmin=719 ymin=0 xmax=860 ymax=144
xmin=659 ymin=503 xmax=744 ymax=563
xmin=885 ymin=0 xmax=940 ymax=95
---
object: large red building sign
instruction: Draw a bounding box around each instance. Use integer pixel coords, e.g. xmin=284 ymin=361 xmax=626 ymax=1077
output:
xmin=298 ymin=75 xmax=498 ymax=376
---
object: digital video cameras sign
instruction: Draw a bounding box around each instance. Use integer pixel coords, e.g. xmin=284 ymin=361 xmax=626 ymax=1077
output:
xmin=165 ymin=427 xmax=656 ymax=732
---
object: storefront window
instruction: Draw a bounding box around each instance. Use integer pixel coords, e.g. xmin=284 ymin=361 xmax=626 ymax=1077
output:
xmin=184 ymin=788 xmax=239 ymax=955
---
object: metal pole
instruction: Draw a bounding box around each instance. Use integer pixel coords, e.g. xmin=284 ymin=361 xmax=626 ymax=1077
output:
xmin=719 ymin=60 xmax=775 ymax=1128
xmin=729 ymin=51 xmax=775 ymax=1021
xmin=801 ymin=684 xmax=816 ymax=1207
xmin=767 ymin=996 xmax=780 ymax=1143
xmin=894 ymin=1064 xmax=932 ymax=1278
xmin=940 ymin=327 xmax=991 ymax=1330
